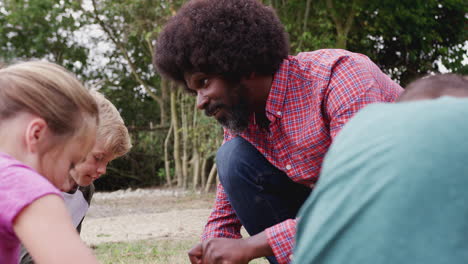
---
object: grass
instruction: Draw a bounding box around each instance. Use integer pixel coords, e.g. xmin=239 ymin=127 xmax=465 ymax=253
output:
xmin=89 ymin=189 xmax=269 ymax=263
xmin=92 ymin=238 xmax=269 ymax=264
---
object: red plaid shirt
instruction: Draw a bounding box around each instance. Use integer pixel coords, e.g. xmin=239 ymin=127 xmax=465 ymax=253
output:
xmin=202 ymin=49 xmax=403 ymax=263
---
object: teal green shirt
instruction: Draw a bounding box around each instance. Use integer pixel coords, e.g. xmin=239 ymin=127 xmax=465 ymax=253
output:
xmin=293 ymin=97 xmax=468 ymax=264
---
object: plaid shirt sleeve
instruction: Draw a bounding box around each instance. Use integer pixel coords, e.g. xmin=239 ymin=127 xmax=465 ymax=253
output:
xmin=264 ymin=54 xmax=403 ymax=264
xmin=202 ymin=183 xmax=243 ymax=240
xmin=265 ymin=219 xmax=297 ymax=263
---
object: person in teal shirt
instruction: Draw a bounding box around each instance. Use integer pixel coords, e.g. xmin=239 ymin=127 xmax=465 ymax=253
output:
xmin=293 ymin=74 xmax=468 ymax=264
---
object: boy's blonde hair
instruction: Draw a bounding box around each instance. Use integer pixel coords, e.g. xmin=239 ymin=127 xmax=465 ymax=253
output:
xmin=90 ymin=91 xmax=131 ymax=157
xmin=0 ymin=61 xmax=99 ymax=138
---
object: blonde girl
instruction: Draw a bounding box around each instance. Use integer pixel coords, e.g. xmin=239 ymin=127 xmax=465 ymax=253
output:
xmin=0 ymin=61 xmax=99 ymax=264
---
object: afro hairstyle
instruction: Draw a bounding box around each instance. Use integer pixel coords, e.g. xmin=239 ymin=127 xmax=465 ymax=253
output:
xmin=153 ymin=0 xmax=290 ymax=84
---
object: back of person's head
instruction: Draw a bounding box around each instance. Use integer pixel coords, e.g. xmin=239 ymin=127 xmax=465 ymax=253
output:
xmin=398 ymin=74 xmax=468 ymax=102
xmin=90 ymin=91 xmax=132 ymax=157
xmin=0 ymin=61 xmax=99 ymax=143
xmin=154 ymin=0 xmax=289 ymax=84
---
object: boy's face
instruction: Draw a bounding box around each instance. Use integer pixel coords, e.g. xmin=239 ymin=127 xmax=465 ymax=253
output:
xmin=70 ymin=140 xmax=115 ymax=187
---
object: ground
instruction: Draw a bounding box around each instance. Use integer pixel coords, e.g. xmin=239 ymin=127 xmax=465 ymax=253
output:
xmin=82 ymin=188 xmax=214 ymax=245
xmin=82 ymin=188 xmax=269 ymax=263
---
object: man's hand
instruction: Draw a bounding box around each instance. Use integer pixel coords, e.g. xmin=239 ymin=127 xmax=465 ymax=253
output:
xmin=188 ymin=243 xmax=204 ymax=264
xmin=188 ymin=231 xmax=274 ymax=264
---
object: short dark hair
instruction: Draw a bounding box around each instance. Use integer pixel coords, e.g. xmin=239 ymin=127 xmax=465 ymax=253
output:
xmin=398 ymin=74 xmax=468 ymax=102
xmin=153 ymin=0 xmax=289 ymax=84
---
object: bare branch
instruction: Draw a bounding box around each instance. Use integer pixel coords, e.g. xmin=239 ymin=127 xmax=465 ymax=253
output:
xmin=90 ymin=0 xmax=162 ymax=104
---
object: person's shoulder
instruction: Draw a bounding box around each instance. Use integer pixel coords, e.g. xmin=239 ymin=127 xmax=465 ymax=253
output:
xmin=400 ymin=96 xmax=468 ymax=123
xmin=0 ymin=155 xmax=54 ymax=189
xmin=0 ymin=160 xmax=60 ymax=235
xmin=350 ymin=97 xmax=468 ymax=140
xmin=351 ymin=97 xmax=468 ymax=124
xmin=391 ymin=97 xmax=468 ymax=169
xmin=292 ymin=49 xmax=370 ymax=80
xmin=295 ymin=49 xmax=367 ymax=64
xmin=0 ymin=153 xmax=35 ymax=175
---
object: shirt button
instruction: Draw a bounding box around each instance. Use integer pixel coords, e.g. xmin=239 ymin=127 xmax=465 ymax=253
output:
xmin=277 ymin=111 xmax=282 ymax=115
xmin=286 ymin=164 xmax=291 ymax=170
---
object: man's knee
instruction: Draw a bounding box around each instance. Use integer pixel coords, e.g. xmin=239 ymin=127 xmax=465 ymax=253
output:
xmin=216 ymin=137 xmax=259 ymax=192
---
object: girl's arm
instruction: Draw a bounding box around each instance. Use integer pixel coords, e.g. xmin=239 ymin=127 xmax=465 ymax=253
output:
xmin=13 ymin=194 xmax=99 ymax=264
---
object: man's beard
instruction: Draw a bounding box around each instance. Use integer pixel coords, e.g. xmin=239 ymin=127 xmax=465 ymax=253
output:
xmin=217 ymin=98 xmax=250 ymax=134
xmin=204 ymin=85 xmax=251 ymax=134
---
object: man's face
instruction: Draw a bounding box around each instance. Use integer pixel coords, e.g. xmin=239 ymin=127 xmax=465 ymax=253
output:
xmin=184 ymin=73 xmax=251 ymax=133
xmin=69 ymin=141 xmax=115 ymax=187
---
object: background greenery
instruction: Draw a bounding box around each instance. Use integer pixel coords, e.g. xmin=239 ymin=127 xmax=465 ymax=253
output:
xmin=0 ymin=0 xmax=466 ymax=191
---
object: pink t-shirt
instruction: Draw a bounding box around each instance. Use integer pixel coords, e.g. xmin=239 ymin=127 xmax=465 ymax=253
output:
xmin=0 ymin=153 xmax=61 ymax=264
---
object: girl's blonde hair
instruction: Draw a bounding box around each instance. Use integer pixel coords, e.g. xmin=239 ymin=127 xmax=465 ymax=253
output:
xmin=0 ymin=61 xmax=99 ymax=137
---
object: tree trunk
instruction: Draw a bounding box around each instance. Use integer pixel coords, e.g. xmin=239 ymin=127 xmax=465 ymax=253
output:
xmin=191 ymin=100 xmax=200 ymax=189
xmin=170 ymin=86 xmax=182 ymax=186
xmin=181 ymin=93 xmax=189 ymax=188
xmin=164 ymin=121 xmax=173 ymax=186
xmin=200 ymin=157 xmax=208 ymax=189
xmin=160 ymin=79 xmax=169 ymax=126
xmin=325 ymin=0 xmax=357 ymax=49
xmin=303 ymin=0 xmax=312 ymax=32
xmin=191 ymin=149 xmax=200 ymax=190
xmin=205 ymin=163 xmax=217 ymax=193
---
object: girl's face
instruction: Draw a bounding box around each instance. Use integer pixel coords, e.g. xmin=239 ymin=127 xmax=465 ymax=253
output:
xmin=38 ymin=125 xmax=97 ymax=192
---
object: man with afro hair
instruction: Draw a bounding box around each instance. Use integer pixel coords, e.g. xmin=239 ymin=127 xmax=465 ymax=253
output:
xmin=154 ymin=0 xmax=403 ymax=263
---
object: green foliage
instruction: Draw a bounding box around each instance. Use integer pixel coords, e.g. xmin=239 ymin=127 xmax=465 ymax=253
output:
xmin=269 ymin=0 xmax=467 ymax=86
xmin=347 ymin=0 xmax=467 ymax=85
xmin=0 ymin=0 xmax=89 ymax=75
xmin=157 ymin=167 xmax=174 ymax=180
xmin=95 ymin=128 xmax=168 ymax=191
xmin=264 ymin=0 xmax=336 ymax=53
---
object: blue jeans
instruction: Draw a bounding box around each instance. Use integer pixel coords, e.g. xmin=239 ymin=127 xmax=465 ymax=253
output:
xmin=216 ymin=137 xmax=312 ymax=264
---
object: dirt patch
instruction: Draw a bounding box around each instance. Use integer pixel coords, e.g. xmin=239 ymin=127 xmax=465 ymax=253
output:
xmin=81 ymin=188 xmax=215 ymax=245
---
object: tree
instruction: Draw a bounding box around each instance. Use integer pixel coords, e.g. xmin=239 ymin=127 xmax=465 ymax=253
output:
xmin=265 ymin=0 xmax=467 ymax=86
xmin=349 ymin=0 xmax=467 ymax=85
xmin=87 ymin=0 xmax=175 ymax=126
xmin=87 ymin=0 xmax=222 ymax=189
xmin=0 ymin=0 xmax=89 ymax=76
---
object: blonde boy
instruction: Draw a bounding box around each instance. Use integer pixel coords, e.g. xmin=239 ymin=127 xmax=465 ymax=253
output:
xmin=19 ymin=91 xmax=132 ymax=264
